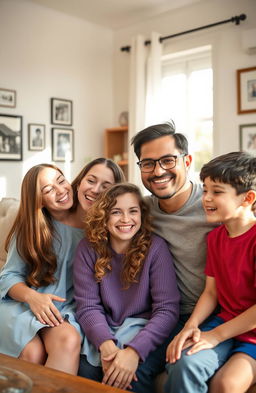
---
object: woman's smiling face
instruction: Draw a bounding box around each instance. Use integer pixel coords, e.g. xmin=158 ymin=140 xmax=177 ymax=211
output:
xmin=39 ymin=167 xmax=73 ymax=215
xmin=77 ymin=163 xmax=115 ymax=211
xmin=107 ymin=192 xmax=141 ymax=254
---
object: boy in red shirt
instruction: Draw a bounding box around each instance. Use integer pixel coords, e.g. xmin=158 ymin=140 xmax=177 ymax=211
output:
xmin=165 ymin=151 xmax=256 ymax=393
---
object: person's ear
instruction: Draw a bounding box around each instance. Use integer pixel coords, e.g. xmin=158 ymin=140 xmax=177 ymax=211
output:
xmin=242 ymin=190 xmax=256 ymax=207
xmin=185 ymin=154 xmax=192 ymax=169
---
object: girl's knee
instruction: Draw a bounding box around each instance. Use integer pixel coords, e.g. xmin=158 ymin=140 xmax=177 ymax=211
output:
xmin=20 ymin=350 xmax=45 ymax=364
xmin=19 ymin=336 xmax=46 ymax=364
xmin=53 ymin=327 xmax=81 ymax=353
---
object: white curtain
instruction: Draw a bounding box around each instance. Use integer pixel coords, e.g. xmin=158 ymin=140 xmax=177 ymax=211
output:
xmin=128 ymin=35 xmax=146 ymax=186
xmin=128 ymin=32 xmax=162 ymax=185
xmin=145 ymin=32 xmax=162 ymax=127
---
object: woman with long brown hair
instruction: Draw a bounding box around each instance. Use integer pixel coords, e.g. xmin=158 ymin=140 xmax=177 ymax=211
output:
xmin=0 ymin=159 xmax=124 ymax=374
xmin=73 ymin=183 xmax=180 ymax=392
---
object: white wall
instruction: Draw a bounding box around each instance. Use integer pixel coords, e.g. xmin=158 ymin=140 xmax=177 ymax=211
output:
xmin=0 ymin=0 xmax=114 ymax=198
xmin=113 ymin=0 xmax=256 ymax=157
xmin=1 ymin=0 xmax=255 ymax=198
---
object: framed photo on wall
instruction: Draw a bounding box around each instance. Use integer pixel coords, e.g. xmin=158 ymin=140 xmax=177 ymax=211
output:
xmin=239 ymin=124 xmax=256 ymax=155
xmin=51 ymin=98 xmax=73 ymax=126
xmin=0 ymin=88 xmax=16 ymax=108
xmin=237 ymin=67 xmax=256 ymax=114
xmin=0 ymin=114 xmax=22 ymax=160
xmin=52 ymin=128 xmax=74 ymax=162
xmin=28 ymin=123 xmax=45 ymax=151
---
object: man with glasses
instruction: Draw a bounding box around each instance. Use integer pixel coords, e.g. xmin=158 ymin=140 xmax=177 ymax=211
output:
xmin=131 ymin=121 xmax=217 ymax=391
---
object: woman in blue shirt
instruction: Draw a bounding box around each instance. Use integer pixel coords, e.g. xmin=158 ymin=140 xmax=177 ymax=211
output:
xmin=0 ymin=159 xmax=124 ymax=374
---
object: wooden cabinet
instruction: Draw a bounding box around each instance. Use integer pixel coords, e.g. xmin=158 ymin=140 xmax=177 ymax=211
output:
xmin=104 ymin=126 xmax=128 ymax=180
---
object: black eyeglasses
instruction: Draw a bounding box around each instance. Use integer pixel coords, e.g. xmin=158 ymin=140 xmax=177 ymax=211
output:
xmin=137 ymin=154 xmax=186 ymax=173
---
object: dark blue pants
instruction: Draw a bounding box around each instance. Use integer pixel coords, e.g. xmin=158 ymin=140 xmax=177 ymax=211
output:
xmin=78 ymin=333 xmax=176 ymax=393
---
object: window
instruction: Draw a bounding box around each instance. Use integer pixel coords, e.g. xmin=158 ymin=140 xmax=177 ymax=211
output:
xmin=160 ymin=46 xmax=213 ymax=178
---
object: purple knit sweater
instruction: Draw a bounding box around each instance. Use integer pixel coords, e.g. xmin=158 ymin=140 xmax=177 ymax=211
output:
xmin=73 ymin=234 xmax=180 ymax=361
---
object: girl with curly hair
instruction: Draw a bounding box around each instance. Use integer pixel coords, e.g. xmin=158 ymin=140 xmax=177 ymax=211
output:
xmin=0 ymin=159 xmax=124 ymax=375
xmin=73 ymin=183 xmax=180 ymax=392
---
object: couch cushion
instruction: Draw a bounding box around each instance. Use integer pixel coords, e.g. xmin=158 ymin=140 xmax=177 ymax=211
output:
xmin=0 ymin=198 xmax=19 ymax=269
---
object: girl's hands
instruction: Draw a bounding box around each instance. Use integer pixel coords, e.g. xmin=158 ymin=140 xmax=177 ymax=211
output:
xmin=166 ymin=326 xmax=201 ymax=363
xmin=101 ymin=347 xmax=139 ymax=390
xmin=26 ymin=291 xmax=65 ymax=326
xmin=99 ymin=340 xmax=119 ymax=375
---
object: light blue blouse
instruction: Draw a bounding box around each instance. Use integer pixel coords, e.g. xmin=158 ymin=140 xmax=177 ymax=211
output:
xmin=0 ymin=220 xmax=84 ymax=357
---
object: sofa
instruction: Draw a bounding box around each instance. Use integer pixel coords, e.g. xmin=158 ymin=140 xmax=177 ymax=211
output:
xmin=0 ymin=197 xmax=255 ymax=393
xmin=0 ymin=198 xmax=19 ymax=269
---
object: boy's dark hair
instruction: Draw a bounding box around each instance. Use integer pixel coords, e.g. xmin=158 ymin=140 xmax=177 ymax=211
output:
xmin=131 ymin=120 xmax=189 ymax=159
xmin=200 ymin=151 xmax=256 ymax=195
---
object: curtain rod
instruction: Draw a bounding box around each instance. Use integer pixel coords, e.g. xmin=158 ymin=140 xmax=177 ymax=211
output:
xmin=120 ymin=13 xmax=246 ymax=52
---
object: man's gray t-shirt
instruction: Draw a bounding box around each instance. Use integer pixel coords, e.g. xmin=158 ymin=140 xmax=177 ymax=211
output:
xmin=146 ymin=182 xmax=217 ymax=315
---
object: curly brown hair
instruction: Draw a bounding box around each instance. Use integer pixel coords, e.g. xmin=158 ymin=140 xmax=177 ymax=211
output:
xmin=85 ymin=183 xmax=152 ymax=289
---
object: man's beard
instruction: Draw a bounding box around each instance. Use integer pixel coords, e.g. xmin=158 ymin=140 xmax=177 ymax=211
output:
xmin=151 ymin=190 xmax=178 ymax=199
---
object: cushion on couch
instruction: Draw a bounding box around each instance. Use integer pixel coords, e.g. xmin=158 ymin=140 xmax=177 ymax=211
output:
xmin=0 ymin=198 xmax=19 ymax=269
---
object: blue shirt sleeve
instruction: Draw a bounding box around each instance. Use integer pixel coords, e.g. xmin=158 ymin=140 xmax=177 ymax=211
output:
xmin=0 ymin=237 xmax=27 ymax=299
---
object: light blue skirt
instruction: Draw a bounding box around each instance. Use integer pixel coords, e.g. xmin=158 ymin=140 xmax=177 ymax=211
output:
xmin=81 ymin=317 xmax=148 ymax=366
xmin=0 ymin=298 xmax=83 ymax=357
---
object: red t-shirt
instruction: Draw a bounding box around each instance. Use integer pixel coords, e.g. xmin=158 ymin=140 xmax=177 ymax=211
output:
xmin=205 ymin=224 xmax=256 ymax=343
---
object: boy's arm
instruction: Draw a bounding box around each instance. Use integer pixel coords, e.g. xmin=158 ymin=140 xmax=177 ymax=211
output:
xmin=185 ymin=276 xmax=218 ymax=328
xmin=166 ymin=276 xmax=218 ymax=363
xmin=187 ymin=304 xmax=256 ymax=355
xmin=214 ymin=305 xmax=256 ymax=341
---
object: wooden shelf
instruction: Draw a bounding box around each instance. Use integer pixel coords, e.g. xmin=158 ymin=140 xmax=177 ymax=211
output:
xmin=117 ymin=159 xmax=128 ymax=166
xmin=104 ymin=126 xmax=128 ymax=180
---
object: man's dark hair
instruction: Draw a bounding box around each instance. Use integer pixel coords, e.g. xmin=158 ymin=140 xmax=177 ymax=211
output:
xmin=131 ymin=120 xmax=188 ymax=159
xmin=200 ymin=151 xmax=256 ymax=195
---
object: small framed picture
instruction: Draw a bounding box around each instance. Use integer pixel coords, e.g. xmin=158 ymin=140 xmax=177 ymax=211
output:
xmin=237 ymin=67 xmax=256 ymax=114
xmin=28 ymin=123 xmax=45 ymax=151
xmin=0 ymin=88 xmax=16 ymax=108
xmin=52 ymin=128 xmax=74 ymax=162
xmin=239 ymin=124 xmax=256 ymax=155
xmin=51 ymin=98 xmax=72 ymax=126
xmin=0 ymin=114 xmax=22 ymax=161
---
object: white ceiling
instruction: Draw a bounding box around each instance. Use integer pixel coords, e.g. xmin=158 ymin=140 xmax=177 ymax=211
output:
xmin=27 ymin=0 xmax=203 ymax=30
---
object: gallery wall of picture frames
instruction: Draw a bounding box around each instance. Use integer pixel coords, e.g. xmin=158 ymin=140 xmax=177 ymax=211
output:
xmin=237 ymin=66 xmax=256 ymax=114
xmin=28 ymin=123 xmax=45 ymax=151
xmin=237 ymin=66 xmax=256 ymax=156
xmin=239 ymin=123 xmax=256 ymax=154
xmin=0 ymin=114 xmax=22 ymax=161
xmin=1 ymin=66 xmax=256 ymax=162
xmin=0 ymin=88 xmax=74 ymax=162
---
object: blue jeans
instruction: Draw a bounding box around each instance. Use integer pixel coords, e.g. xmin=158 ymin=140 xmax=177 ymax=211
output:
xmin=164 ymin=316 xmax=234 ymax=393
xmin=78 ymin=332 xmax=175 ymax=393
